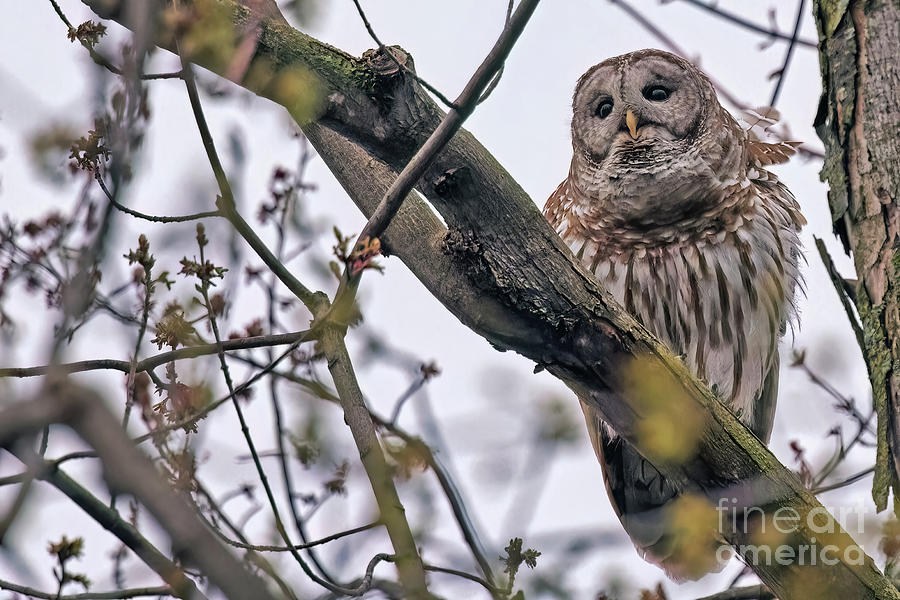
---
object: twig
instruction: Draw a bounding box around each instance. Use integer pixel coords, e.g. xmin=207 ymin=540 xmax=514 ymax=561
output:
xmin=349 ymin=0 xmax=458 ymax=109
xmin=191 ymin=480 xmax=300 ymax=600
xmin=128 ymin=335 xmax=314 ymax=446
xmin=98 ymin=175 xmax=219 ymax=223
xmin=263 ymin=145 xmax=339 ymax=585
xmin=0 ymin=451 xmax=96 ymax=487
xmin=0 ymin=580 xmax=172 ymax=600
xmin=223 ymin=356 xmax=499 ymax=589
xmin=47 ymin=0 xmax=181 ymax=80
xmin=797 ymin=361 xmax=874 ymax=435
xmin=814 ymin=237 xmax=865 ymax=355
xmin=121 ymin=228 xmax=158 ymax=437
xmin=209 ymin=519 xmax=381 ymax=552
xmin=768 ymin=0 xmax=806 ymax=107
xmin=6 ymin=452 xmax=206 ymax=599
xmin=422 ymin=563 xmax=500 ymax=595
xmin=675 ymin=0 xmax=817 ymax=48
xmin=175 ymin=46 xmax=322 ymax=312
xmin=813 ymin=466 xmax=876 ymax=494
xmin=3 ymin=386 xmax=281 ymax=600
xmin=0 ymin=329 xmax=315 ymax=378
xmin=374 ymin=416 xmax=497 ymax=588
xmin=389 ymin=373 xmax=428 ymax=423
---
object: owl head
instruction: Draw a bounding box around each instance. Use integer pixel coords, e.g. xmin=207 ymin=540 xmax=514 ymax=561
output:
xmin=569 ymin=50 xmax=745 ymax=225
xmin=572 ymin=49 xmax=722 ymax=161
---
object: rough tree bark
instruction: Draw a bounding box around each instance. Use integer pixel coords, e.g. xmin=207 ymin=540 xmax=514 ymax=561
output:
xmin=79 ymin=0 xmax=900 ymax=597
xmin=813 ymin=0 xmax=900 ymax=515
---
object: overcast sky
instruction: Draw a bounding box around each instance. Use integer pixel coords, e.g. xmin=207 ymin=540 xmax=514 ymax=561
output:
xmin=0 ymin=1 xmax=881 ymax=599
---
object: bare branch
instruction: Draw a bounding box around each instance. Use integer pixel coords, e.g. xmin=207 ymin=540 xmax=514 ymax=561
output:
xmin=0 ymin=329 xmax=315 ymax=378
xmin=0 ymin=580 xmax=173 ymax=600
xmin=768 ymin=0 xmax=807 ymax=106
xmin=675 ymin=0 xmax=817 ymax=48
xmin=349 ymin=0 xmax=458 ymax=109
xmin=319 ymin=326 xmax=430 ymax=597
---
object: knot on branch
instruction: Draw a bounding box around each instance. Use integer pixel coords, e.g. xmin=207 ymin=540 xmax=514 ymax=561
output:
xmin=432 ymin=167 xmax=475 ymax=200
xmin=363 ymin=45 xmax=414 ymax=80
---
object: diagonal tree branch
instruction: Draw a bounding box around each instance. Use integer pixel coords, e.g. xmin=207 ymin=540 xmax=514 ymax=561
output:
xmin=79 ymin=1 xmax=900 ymax=597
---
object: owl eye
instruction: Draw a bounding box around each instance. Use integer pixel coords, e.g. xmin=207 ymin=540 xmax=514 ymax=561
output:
xmin=644 ymin=86 xmax=670 ymax=102
xmin=595 ymin=99 xmax=614 ymax=119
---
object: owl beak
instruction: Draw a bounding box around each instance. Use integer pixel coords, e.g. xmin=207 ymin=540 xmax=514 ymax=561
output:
xmin=625 ymin=110 xmax=640 ymax=139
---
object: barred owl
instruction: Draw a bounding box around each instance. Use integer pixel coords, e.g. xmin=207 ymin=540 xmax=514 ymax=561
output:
xmin=543 ymin=49 xmax=805 ymax=578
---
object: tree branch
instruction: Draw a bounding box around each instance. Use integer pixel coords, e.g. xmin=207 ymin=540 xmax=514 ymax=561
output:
xmin=676 ymin=0 xmax=817 ymax=48
xmin=0 ymin=580 xmax=173 ymax=600
xmin=319 ymin=326 xmax=430 ymax=598
xmin=0 ymin=329 xmax=315 ymax=379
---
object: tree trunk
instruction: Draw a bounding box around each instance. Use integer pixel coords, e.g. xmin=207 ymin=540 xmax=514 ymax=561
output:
xmin=813 ymin=0 xmax=900 ymax=513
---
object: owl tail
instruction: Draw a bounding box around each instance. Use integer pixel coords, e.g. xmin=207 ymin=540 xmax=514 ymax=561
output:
xmin=580 ymin=401 xmax=729 ymax=581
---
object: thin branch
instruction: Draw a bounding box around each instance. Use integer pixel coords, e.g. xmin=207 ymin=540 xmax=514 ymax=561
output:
xmin=768 ymin=0 xmax=807 ymax=106
xmin=48 ymin=0 xmax=183 ymax=80
xmin=0 ymin=580 xmax=173 ymax=600
xmin=422 ymin=563 xmax=500 ymax=595
xmin=814 ymin=237 xmax=865 ymax=355
xmin=388 ymin=373 xmax=428 ymax=423
xmin=223 ymin=357 xmax=499 ymax=589
xmin=374 ymin=415 xmax=497 ymax=587
xmin=319 ymin=326 xmax=430 ymax=597
xmin=349 ymin=0 xmax=458 ymax=109
xmin=98 ymin=174 xmax=219 ymax=222
xmin=175 ymin=41 xmax=322 ymax=312
xmin=129 ymin=335 xmax=315 ymax=445
xmin=813 ymin=466 xmax=876 ymax=495
xmin=4 ymin=452 xmax=207 ymax=600
xmin=263 ymin=143 xmax=339 ymax=585
xmin=191 ymin=480 xmax=301 ymax=600
xmin=0 ymin=451 xmax=97 ymax=486
xmin=675 ymin=0 xmax=817 ymax=48
xmin=210 ymin=519 xmax=381 ymax=552
xmin=3 ymin=387 xmax=278 ymax=600
xmin=176 ymin=32 xmax=386 ymax=595
xmin=0 ymin=329 xmax=314 ymax=378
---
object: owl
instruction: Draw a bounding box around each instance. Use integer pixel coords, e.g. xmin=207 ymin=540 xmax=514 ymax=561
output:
xmin=543 ymin=49 xmax=805 ymax=578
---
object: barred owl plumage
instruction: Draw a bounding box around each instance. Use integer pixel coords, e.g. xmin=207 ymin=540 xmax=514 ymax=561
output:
xmin=543 ymin=49 xmax=805 ymax=578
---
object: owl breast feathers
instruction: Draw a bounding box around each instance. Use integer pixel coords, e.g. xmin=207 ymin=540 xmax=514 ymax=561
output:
xmin=543 ymin=49 xmax=805 ymax=579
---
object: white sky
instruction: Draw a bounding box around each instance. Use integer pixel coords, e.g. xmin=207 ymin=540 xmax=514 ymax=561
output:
xmin=0 ymin=1 xmax=882 ymax=599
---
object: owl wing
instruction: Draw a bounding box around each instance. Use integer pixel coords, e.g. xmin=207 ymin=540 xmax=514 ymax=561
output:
xmin=543 ymin=179 xmax=570 ymax=233
xmin=750 ymin=354 xmax=779 ymax=444
xmin=748 ymin=139 xmax=802 ymax=167
xmin=742 ymin=106 xmax=802 ymax=167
